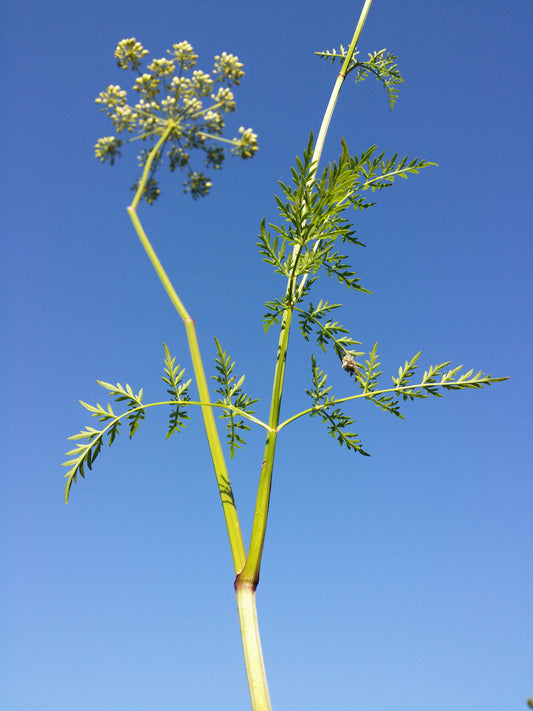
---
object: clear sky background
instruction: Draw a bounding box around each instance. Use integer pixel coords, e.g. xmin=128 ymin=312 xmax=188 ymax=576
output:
xmin=2 ymin=1 xmax=532 ymax=710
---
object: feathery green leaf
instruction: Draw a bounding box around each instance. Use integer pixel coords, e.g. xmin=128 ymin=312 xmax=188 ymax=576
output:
xmin=306 ymin=356 xmax=370 ymax=455
xmin=162 ymin=343 xmax=191 ymax=438
xmin=63 ymin=379 xmax=147 ymax=502
xmin=212 ymin=338 xmax=259 ymax=457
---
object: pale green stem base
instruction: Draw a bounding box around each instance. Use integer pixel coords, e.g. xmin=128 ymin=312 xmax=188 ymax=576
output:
xmin=235 ymin=581 xmax=271 ymax=711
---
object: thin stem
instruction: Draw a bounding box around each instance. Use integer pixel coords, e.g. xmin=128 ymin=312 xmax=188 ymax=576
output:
xmin=129 ymin=124 xmax=173 ymax=211
xmin=238 ymin=306 xmax=293 ymax=586
xmin=295 ymin=0 xmax=374 ymax=299
xmin=312 ymin=0 xmax=373 ymax=167
xmin=126 ymin=130 xmax=246 ymax=575
xmin=238 ymin=0 xmax=374 ymax=589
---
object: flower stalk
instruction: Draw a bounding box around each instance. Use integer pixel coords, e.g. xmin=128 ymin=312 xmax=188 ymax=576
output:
xmin=127 ymin=153 xmax=247 ymax=576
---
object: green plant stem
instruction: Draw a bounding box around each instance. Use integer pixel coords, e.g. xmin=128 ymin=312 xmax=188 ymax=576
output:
xmin=296 ymin=0 xmax=374 ymax=299
xmin=239 ymin=0 xmax=374 ymax=589
xmin=233 ymin=11 xmax=376 ymax=699
xmin=312 ymin=0 xmax=373 ymax=167
xmin=238 ymin=307 xmax=293 ymax=586
xmin=234 ymin=311 xmax=296 ymax=711
xmin=127 ymin=132 xmax=246 ymax=575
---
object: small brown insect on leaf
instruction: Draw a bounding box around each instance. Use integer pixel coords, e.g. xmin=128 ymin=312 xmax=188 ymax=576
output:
xmin=341 ymin=354 xmax=359 ymax=377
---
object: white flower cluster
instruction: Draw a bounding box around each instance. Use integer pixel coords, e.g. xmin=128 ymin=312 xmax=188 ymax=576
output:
xmin=232 ymin=127 xmax=259 ymax=159
xmin=94 ymin=38 xmax=258 ymax=200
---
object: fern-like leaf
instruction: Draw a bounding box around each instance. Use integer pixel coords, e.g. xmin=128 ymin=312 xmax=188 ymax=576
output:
xmin=96 ymin=380 xmax=146 ymax=438
xmin=296 ymin=300 xmax=361 ymax=358
xmin=315 ymin=46 xmax=402 ymax=109
xmin=263 ymin=296 xmax=288 ymax=333
xmin=212 ymin=338 xmax=259 ymax=458
xmin=63 ymin=380 xmax=146 ymax=502
xmin=354 ymin=49 xmax=403 ymax=109
xmin=314 ymin=45 xmax=356 ymax=67
xmin=162 ymin=343 xmax=191 ymax=438
xmin=354 ymin=349 xmax=508 ymax=418
xmin=306 ymin=356 xmax=370 ymax=456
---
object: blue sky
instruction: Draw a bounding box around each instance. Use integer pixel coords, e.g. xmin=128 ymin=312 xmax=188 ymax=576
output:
xmin=2 ymin=1 xmax=532 ymax=709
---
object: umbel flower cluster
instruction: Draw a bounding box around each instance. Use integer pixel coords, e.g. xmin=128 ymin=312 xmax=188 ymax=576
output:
xmin=95 ymin=38 xmax=258 ymax=201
